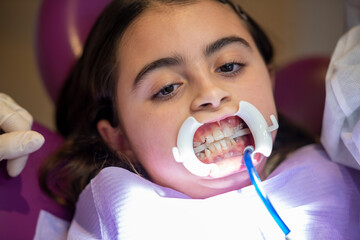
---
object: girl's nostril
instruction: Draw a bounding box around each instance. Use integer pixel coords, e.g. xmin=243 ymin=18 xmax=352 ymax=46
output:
xmin=221 ymin=96 xmax=229 ymax=103
xmin=200 ymin=103 xmax=211 ymax=108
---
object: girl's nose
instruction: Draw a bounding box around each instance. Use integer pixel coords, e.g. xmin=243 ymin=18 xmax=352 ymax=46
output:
xmin=191 ymin=81 xmax=231 ymax=111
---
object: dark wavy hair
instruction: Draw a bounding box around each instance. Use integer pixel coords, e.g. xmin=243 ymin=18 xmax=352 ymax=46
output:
xmin=40 ymin=0 xmax=313 ymax=212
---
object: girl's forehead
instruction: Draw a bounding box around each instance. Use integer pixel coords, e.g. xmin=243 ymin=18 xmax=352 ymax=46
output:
xmin=115 ymin=0 xmax=257 ymax=86
xmin=120 ymin=0 xmax=249 ymax=46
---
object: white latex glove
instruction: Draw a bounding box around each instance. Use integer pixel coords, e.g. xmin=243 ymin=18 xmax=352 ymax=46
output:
xmin=0 ymin=93 xmax=45 ymax=177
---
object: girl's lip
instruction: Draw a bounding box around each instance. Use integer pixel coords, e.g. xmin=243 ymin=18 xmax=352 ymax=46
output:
xmin=200 ymin=112 xmax=237 ymax=125
xmin=206 ymin=148 xmax=261 ymax=179
xmin=208 ymin=155 xmax=246 ymax=178
xmin=198 ymin=154 xmax=265 ymax=190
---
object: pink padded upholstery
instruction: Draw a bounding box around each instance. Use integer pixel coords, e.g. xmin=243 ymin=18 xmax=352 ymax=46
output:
xmin=274 ymin=56 xmax=330 ymax=137
xmin=0 ymin=0 xmax=110 ymax=239
xmin=0 ymin=123 xmax=70 ymax=239
xmin=36 ymin=0 xmax=111 ymax=102
xmin=0 ymin=0 xmax=329 ymax=238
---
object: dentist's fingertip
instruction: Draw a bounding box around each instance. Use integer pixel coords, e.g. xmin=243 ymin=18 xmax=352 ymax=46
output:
xmin=6 ymin=131 xmax=44 ymax=177
xmin=20 ymin=131 xmax=45 ymax=153
xmin=7 ymin=155 xmax=28 ymax=177
xmin=27 ymin=131 xmax=45 ymax=151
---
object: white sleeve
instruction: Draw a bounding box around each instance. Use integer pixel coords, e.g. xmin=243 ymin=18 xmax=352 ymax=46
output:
xmin=321 ymin=24 xmax=360 ymax=170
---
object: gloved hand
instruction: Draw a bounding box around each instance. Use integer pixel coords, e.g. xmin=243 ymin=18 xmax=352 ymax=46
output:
xmin=0 ymin=93 xmax=45 ymax=177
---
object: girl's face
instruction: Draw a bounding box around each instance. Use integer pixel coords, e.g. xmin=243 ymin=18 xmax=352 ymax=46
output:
xmin=115 ymin=0 xmax=277 ymax=198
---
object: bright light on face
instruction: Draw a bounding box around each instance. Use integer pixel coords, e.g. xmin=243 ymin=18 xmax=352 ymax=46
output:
xmin=115 ymin=0 xmax=278 ymax=198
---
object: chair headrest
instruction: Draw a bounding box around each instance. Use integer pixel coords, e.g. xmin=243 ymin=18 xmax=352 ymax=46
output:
xmin=274 ymin=56 xmax=329 ymax=136
xmin=35 ymin=0 xmax=111 ymax=102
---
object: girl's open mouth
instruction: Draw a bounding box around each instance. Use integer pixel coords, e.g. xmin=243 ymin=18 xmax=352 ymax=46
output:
xmin=193 ymin=116 xmax=259 ymax=178
xmin=172 ymin=101 xmax=278 ymax=178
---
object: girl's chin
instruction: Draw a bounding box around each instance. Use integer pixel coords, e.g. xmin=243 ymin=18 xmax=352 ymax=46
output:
xmin=198 ymin=155 xmax=266 ymax=193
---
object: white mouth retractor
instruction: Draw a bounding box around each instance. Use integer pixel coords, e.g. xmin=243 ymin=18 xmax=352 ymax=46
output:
xmin=172 ymin=101 xmax=279 ymax=177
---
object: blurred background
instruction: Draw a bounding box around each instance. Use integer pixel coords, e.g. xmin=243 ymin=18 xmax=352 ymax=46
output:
xmin=0 ymin=0 xmax=345 ymax=131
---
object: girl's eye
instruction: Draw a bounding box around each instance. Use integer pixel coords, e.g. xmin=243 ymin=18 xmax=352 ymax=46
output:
xmin=153 ymin=83 xmax=181 ymax=99
xmin=216 ymin=62 xmax=245 ymax=75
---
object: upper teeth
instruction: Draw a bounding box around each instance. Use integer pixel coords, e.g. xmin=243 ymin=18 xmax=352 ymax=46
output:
xmin=213 ymin=129 xmax=224 ymax=141
xmin=223 ymin=127 xmax=234 ymax=138
xmin=193 ymin=126 xmax=250 ymax=154
xmin=205 ymin=135 xmax=214 ymax=143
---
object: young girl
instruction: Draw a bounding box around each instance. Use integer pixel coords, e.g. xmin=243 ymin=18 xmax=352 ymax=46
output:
xmin=37 ymin=0 xmax=359 ymax=239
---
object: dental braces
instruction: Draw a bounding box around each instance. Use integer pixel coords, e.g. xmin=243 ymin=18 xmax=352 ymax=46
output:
xmin=172 ymin=101 xmax=279 ymax=177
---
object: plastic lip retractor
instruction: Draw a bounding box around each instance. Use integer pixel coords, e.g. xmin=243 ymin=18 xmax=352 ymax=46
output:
xmin=172 ymin=101 xmax=279 ymax=177
xmin=243 ymin=146 xmax=291 ymax=238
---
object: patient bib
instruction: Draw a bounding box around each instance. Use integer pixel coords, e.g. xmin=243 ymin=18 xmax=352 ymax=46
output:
xmin=65 ymin=145 xmax=360 ymax=240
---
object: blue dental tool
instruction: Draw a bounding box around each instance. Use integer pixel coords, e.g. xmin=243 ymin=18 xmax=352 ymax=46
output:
xmin=243 ymin=146 xmax=291 ymax=238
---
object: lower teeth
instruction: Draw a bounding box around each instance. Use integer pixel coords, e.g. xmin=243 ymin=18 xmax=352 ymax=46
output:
xmin=193 ymin=128 xmax=250 ymax=154
xmin=195 ymin=138 xmax=246 ymax=164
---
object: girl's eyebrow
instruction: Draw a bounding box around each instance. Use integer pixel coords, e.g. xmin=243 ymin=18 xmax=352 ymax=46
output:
xmin=205 ymin=35 xmax=251 ymax=57
xmin=133 ymin=56 xmax=183 ymax=90
xmin=133 ymin=36 xmax=251 ymax=90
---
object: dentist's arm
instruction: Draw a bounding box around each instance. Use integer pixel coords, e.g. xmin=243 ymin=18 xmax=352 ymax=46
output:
xmin=0 ymin=93 xmax=44 ymax=177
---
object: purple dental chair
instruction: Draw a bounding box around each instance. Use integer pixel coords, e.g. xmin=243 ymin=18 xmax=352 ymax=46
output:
xmin=0 ymin=0 xmax=329 ymax=239
xmin=274 ymin=56 xmax=330 ymax=137
xmin=0 ymin=0 xmax=110 ymax=239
